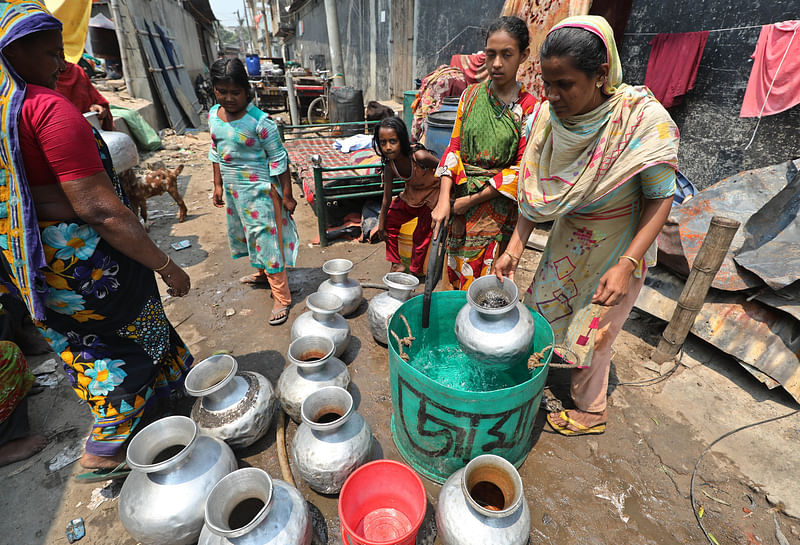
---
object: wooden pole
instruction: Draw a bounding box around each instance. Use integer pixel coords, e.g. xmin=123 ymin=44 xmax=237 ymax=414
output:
xmin=242 ymin=0 xmax=255 ymax=54
xmin=651 ymin=216 xmax=740 ymax=363
xmin=260 ymin=0 xmax=272 ymax=56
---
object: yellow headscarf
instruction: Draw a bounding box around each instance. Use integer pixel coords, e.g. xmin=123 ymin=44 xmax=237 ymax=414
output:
xmin=518 ymin=15 xmax=679 ymax=223
xmin=549 ymin=15 xmax=623 ymax=95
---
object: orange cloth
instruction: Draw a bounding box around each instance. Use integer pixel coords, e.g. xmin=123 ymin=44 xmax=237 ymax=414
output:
xmin=266 ymin=186 xmax=292 ymax=309
xmin=267 ymin=270 xmax=291 ymax=308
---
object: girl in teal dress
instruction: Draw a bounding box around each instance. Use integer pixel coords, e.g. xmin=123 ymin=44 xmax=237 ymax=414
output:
xmin=209 ymin=58 xmax=299 ymax=325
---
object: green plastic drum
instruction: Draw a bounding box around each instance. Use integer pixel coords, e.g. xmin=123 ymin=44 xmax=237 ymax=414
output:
xmin=403 ymin=90 xmax=418 ymax=130
xmin=388 ymin=291 xmax=553 ymax=483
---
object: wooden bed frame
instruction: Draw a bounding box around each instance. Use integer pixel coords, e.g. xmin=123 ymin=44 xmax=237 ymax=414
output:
xmin=277 ymin=120 xmax=404 ymax=246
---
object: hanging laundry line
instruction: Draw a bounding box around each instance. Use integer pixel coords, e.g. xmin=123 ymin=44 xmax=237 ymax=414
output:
xmin=625 ymin=23 xmax=765 ymax=36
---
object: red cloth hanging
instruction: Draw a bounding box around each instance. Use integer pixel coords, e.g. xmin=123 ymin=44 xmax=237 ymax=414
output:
xmin=644 ymin=31 xmax=708 ymax=109
xmin=740 ymin=20 xmax=800 ymax=118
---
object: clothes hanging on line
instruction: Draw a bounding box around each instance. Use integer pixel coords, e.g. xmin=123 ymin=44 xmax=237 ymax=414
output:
xmin=644 ymin=31 xmax=708 ymax=109
xmin=501 ymin=0 xmax=591 ymax=99
xmin=740 ymin=20 xmax=800 ymax=118
xmin=449 ymin=52 xmax=486 ymax=84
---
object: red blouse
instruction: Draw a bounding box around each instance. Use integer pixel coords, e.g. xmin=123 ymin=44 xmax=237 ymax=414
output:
xmin=18 ymin=84 xmax=104 ymax=187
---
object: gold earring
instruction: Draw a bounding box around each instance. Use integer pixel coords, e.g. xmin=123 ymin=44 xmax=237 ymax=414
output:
xmin=596 ymin=81 xmax=603 ymax=88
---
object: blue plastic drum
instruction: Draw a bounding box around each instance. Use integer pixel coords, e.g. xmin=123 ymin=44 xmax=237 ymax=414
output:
xmin=425 ymin=110 xmax=457 ymax=161
xmin=245 ymin=54 xmax=261 ymax=77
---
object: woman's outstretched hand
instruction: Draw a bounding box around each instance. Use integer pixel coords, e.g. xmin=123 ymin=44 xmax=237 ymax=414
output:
xmin=160 ymin=260 xmax=191 ymax=297
xmin=494 ymin=252 xmax=518 ymax=282
xmin=592 ymin=261 xmax=634 ymax=306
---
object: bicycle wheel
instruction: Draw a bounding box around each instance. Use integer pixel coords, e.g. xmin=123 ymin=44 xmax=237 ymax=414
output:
xmin=307 ymin=96 xmax=328 ymax=124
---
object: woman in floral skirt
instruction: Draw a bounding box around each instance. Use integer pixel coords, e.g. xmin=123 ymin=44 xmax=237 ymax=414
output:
xmin=0 ymin=1 xmax=193 ymax=480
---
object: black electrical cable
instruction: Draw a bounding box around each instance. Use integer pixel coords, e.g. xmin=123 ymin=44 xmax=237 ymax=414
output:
xmin=690 ymin=408 xmax=800 ymax=544
xmin=610 ymin=359 xmax=681 ymax=387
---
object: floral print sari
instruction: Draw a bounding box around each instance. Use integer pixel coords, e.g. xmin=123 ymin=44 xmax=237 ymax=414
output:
xmin=29 ymin=132 xmax=191 ymax=457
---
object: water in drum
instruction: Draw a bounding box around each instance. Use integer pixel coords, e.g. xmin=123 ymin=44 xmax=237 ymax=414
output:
xmin=408 ymin=344 xmax=529 ymax=392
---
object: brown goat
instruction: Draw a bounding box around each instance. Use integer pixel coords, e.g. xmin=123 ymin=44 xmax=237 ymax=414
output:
xmin=119 ymin=165 xmax=187 ymax=228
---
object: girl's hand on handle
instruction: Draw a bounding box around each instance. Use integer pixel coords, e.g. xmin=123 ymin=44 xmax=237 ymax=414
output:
xmin=494 ymin=252 xmax=518 ymax=282
xmin=431 ymin=174 xmax=454 ymax=240
xmin=160 ymin=260 xmax=191 ymax=297
xmin=592 ymin=261 xmax=634 ymax=306
xmin=283 ymin=194 xmax=297 ymax=215
xmin=212 ymin=185 xmax=225 ymax=208
xmin=430 ymin=200 xmax=451 ymax=240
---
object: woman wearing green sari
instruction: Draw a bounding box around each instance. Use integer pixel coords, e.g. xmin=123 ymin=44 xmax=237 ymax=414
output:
xmin=431 ymin=16 xmax=538 ymax=289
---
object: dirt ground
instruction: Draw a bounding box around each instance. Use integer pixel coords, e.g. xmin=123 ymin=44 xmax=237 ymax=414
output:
xmin=1 ymin=130 xmax=799 ymax=545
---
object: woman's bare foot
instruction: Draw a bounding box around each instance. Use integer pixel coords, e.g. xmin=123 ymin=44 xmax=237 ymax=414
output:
xmin=548 ymin=409 xmax=607 ymax=431
xmin=0 ymin=434 xmax=48 ymax=467
xmin=390 ymin=263 xmax=407 ymax=273
xmin=79 ymin=450 xmax=126 ymax=470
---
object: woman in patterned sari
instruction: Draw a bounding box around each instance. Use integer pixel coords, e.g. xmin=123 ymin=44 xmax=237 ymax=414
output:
xmin=431 ymin=16 xmax=538 ymax=290
xmin=0 ymin=341 xmax=48 ymax=466
xmin=495 ymin=16 xmax=679 ymax=436
xmin=0 ymin=1 xmax=193 ymax=478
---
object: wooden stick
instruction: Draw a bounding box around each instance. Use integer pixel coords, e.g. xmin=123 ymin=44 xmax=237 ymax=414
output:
xmin=651 ymin=216 xmax=740 ymax=363
xmin=276 ymin=410 xmax=296 ymax=488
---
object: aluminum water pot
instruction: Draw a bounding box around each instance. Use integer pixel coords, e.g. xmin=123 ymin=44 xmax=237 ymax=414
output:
xmin=291 ymin=386 xmax=372 ymax=494
xmin=198 ymin=467 xmax=312 ymax=545
xmin=119 ymin=416 xmax=237 ymax=545
xmin=277 ymin=336 xmax=350 ymax=423
xmin=436 ymin=454 xmax=530 ymax=545
xmin=185 ymin=354 xmax=276 ymax=448
xmin=454 ymin=275 xmax=534 ymax=365
xmin=291 ymin=292 xmax=351 ymax=357
xmin=99 ymin=129 xmax=139 ymax=172
xmin=318 ymin=258 xmax=363 ymax=316
xmin=367 ymin=272 xmax=419 ymax=344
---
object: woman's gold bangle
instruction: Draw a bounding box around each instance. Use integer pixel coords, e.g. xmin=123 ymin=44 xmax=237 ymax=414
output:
xmin=153 ymin=255 xmax=171 ymax=272
xmin=505 ymin=250 xmax=521 ymax=261
xmin=619 ymin=254 xmax=639 ymax=268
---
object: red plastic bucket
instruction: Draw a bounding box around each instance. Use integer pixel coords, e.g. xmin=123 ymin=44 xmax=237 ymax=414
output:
xmin=339 ymin=459 xmax=427 ymax=545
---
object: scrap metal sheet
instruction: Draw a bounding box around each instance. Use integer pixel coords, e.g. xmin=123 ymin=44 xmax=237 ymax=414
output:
xmin=663 ymin=159 xmax=800 ymax=291
xmin=134 ymin=17 xmax=187 ymax=133
xmin=636 ymin=267 xmax=800 ymax=403
xmin=153 ymin=23 xmax=202 ymax=126
xmin=755 ymin=284 xmax=800 ymax=321
xmin=734 ymin=168 xmax=800 ymax=290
